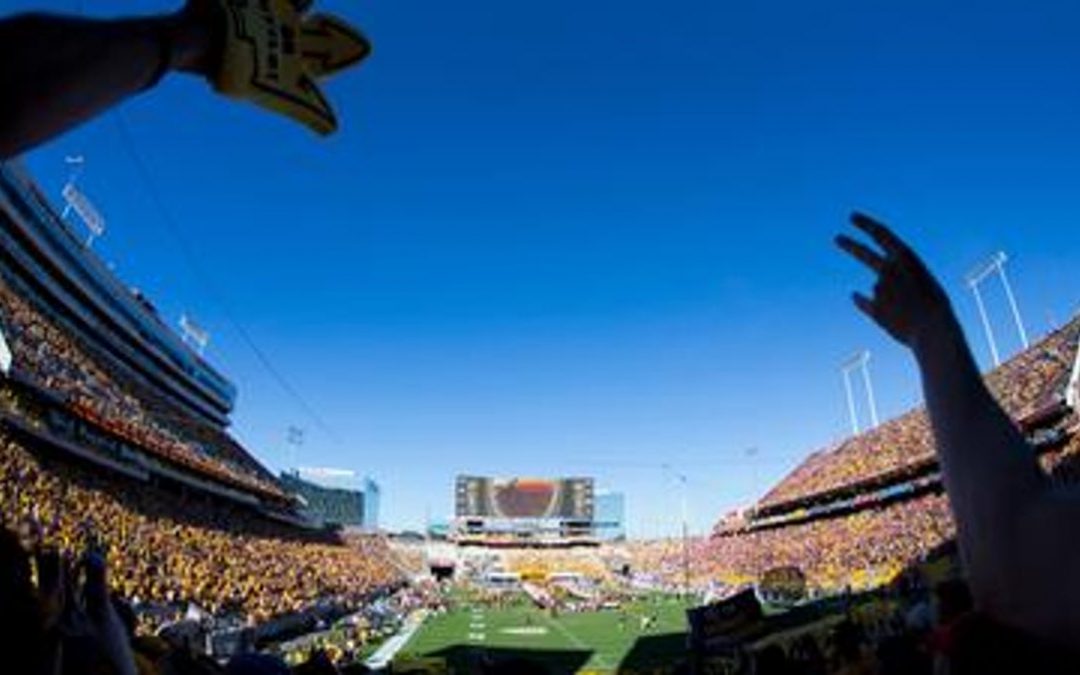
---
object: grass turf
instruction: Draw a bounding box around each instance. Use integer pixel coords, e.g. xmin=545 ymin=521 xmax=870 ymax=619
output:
xmin=395 ymin=596 xmax=692 ymax=673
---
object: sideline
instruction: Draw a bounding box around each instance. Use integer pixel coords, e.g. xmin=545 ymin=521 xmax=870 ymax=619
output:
xmin=364 ymin=609 xmax=429 ymax=671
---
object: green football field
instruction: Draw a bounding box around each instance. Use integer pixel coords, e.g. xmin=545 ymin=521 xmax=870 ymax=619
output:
xmin=394 ymin=596 xmax=692 ymax=673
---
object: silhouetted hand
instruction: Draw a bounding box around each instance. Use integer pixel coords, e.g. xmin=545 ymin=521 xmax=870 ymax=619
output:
xmin=34 ymin=547 xmax=65 ymax=633
xmin=835 ymin=212 xmax=955 ymax=351
xmin=53 ymin=543 xmax=137 ymax=675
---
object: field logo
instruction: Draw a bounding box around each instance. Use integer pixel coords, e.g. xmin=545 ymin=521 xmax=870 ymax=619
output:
xmin=500 ymin=626 xmax=549 ymax=636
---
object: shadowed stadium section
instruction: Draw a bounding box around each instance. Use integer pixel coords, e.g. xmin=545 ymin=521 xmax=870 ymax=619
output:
xmin=617 ymin=632 xmax=692 ymax=673
xmin=419 ymin=645 xmax=593 ymax=674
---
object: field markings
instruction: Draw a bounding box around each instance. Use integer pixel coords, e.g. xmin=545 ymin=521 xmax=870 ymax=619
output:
xmin=537 ymin=611 xmax=617 ymax=671
xmin=467 ymin=607 xmax=487 ymax=642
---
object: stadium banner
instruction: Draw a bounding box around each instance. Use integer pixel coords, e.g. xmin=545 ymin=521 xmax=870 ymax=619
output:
xmin=455 ymin=475 xmax=594 ymax=520
xmin=687 ymin=588 xmax=764 ymax=652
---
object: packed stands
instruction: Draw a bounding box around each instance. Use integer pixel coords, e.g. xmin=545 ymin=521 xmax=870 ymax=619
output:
xmin=501 ymin=547 xmax=611 ymax=582
xmin=0 ymin=429 xmax=400 ymax=630
xmin=0 ymin=276 xmax=286 ymax=499
xmin=756 ymin=315 xmax=1080 ymax=513
xmin=0 ymin=166 xmax=405 ymax=639
xmin=705 ymin=491 xmax=955 ymax=590
xmin=385 ymin=538 xmax=430 ymax=576
xmin=624 ymin=316 xmax=1080 ymax=597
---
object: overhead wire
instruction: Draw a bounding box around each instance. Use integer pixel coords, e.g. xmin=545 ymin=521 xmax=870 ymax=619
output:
xmin=111 ymin=111 xmax=342 ymax=445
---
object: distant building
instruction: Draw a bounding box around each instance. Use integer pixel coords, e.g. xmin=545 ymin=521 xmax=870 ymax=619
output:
xmin=427 ymin=518 xmax=451 ymax=540
xmin=594 ymin=490 xmax=626 ymax=541
xmin=280 ymin=471 xmax=364 ymax=528
xmin=363 ymin=477 xmax=381 ymax=531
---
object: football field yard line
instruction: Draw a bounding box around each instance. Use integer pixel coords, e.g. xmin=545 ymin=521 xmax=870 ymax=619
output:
xmin=539 ymin=611 xmax=616 ymax=671
xmin=396 ymin=600 xmax=691 ymax=673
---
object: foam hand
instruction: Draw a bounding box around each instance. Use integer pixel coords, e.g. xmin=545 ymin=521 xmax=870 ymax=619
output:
xmin=207 ymin=0 xmax=371 ymax=134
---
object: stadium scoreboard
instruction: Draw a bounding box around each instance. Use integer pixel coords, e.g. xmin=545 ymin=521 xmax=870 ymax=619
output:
xmin=454 ymin=476 xmax=595 ymax=543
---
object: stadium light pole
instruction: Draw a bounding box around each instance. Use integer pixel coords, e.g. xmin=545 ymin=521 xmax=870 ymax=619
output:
xmin=286 ymin=426 xmax=304 ymax=472
xmin=995 ymin=253 xmax=1029 ymax=349
xmin=966 ymin=251 xmax=1028 ymax=367
xmin=59 ymin=154 xmax=84 ymax=221
xmin=968 ymin=278 xmax=999 ymax=366
xmin=841 ymin=365 xmax=859 ymax=435
xmin=678 ymin=473 xmax=690 ymax=601
xmin=840 ymin=351 xmax=878 ymax=434
xmin=859 ymin=352 xmax=879 ymax=428
xmin=661 ymin=463 xmax=691 ymax=599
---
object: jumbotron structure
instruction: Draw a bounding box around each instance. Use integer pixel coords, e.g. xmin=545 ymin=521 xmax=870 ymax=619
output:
xmin=453 ymin=475 xmax=597 ymax=546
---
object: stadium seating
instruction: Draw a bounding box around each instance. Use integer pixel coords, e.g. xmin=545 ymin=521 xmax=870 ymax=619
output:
xmin=757 ymin=316 xmax=1080 ymax=512
xmin=0 ymin=274 xmax=404 ymax=634
xmin=627 ymin=316 xmax=1080 ymax=597
xmin=0 ymin=278 xmax=285 ymax=498
xmin=704 ymin=491 xmax=956 ymax=590
xmin=502 ymin=548 xmax=611 ymax=581
xmin=0 ymin=429 xmax=400 ymax=631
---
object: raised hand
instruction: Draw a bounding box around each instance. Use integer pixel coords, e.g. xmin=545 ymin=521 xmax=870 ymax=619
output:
xmin=34 ymin=547 xmax=66 ymax=633
xmin=835 ymin=212 xmax=956 ymax=350
xmin=80 ymin=546 xmax=137 ymax=675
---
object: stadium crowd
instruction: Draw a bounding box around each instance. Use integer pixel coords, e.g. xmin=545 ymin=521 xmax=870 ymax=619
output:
xmin=757 ymin=315 xmax=1080 ymax=510
xmin=3 ymin=12 xmax=1080 ymax=662
xmin=706 ymin=493 xmax=956 ymax=591
xmin=501 ymin=549 xmax=611 ymax=582
xmin=0 ymin=279 xmax=286 ymax=497
xmin=0 ymin=431 xmax=400 ymax=629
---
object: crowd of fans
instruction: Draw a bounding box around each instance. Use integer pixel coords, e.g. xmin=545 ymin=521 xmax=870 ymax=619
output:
xmin=606 ymin=314 xmax=1080 ymax=605
xmin=0 ymin=215 xmax=1076 ymax=670
xmin=0 ymin=431 xmax=401 ymax=629
xmin=757 ymin=316 xmax=1080 ymax=510
xmin=0 ymin=278 xmax=285 ymax=498
xmin=501 ymin=548 xmax=612 ymax=581
xmin=0 ymin=275 xmax=414 ymax=673
xmin=704 ymin=492 xmax=956 ymax=591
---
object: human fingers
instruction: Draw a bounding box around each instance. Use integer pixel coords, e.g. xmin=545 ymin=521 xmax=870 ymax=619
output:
xmin=836 ymin=234 xmax=886 ymax=274
xmin=850 ymin=212 xmax=914 ymax=260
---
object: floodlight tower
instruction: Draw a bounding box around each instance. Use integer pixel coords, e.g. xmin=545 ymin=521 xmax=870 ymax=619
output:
xmin=966 ymin=251 xmax=1028 ymax=367
xmin=59 ymin=155 xmax=85 ymax=221
xmin=286 ymin=426 xmax=305 ymax=472
xmin=662 ymin=463 xmax=692 ymax=599
xmin=840 ymin=350 xmax=878 ymax=436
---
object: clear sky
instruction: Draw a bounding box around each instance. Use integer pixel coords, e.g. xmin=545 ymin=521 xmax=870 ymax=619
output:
xmin=9 ymin=0 xmax=1080 ymax=536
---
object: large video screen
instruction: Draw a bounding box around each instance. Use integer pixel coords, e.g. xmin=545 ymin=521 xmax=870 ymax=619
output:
xmin=455 ymin=476 xmax=594 ymax=519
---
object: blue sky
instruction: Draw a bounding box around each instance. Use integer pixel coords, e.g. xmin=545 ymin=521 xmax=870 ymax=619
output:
xmin=9 ymin=0 xmax=1080 ymax=535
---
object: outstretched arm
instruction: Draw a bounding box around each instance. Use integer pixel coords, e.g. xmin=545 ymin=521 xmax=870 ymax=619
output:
xmin=837 ymin=212 xmax=1079 ymax=648
xmin=0 ymin=9 xmax=212 ymax=159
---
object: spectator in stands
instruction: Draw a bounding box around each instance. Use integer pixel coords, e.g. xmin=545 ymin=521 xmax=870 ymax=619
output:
xmin=0 ymin=431 xmax=401 ymax=634
xmin=837 ymin=212 xmax=1080 ymax=656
